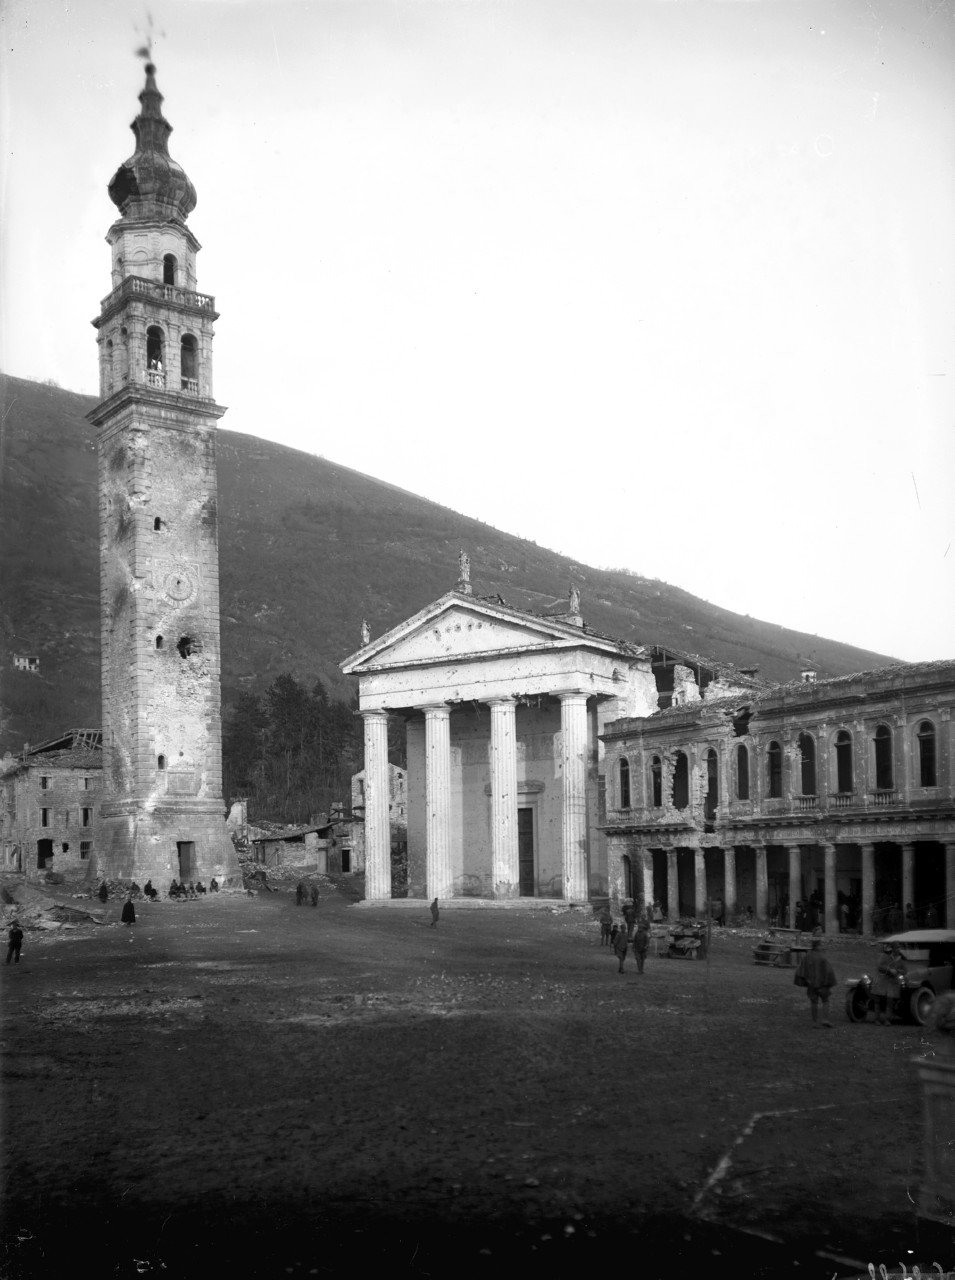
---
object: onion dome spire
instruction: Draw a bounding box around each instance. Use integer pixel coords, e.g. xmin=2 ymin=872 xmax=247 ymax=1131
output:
xmin=107 ymin=63 xmax=197 ymax=221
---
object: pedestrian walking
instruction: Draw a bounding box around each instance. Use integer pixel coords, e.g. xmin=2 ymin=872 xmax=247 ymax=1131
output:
xmin=121 ymin=894 xmax=136 ymax=927
xmin=6 ymin=920 xmax=23 ymax=965
xmin=295 ymin=881 xmax=306 ymax=906
xmin=622 ymin=900 xmax=637 ymax=939
xmin=612 ymin=924 xmax=629 ymax=974
xmin=309 ymin=885 xmax=319 ymax=907
xmin=794 ymin=932 xmax=837 ymax=1028
xmin=633 ymin=918 xmax=650 ymax=974
xmin=430 ymin=897 xmax=439 ymax=927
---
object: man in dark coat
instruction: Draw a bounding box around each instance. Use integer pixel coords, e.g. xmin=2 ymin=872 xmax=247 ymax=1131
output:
xmin=597 ymin=905 xmax=613 ymax=945
xmin=98 ymin=881 xmax=109 ymax=903
xmin=430 ymin=898 xmax=439 ymax=927
xmin=309 ymin=885 xmax=319 ymax=908
xmin=794 ymin=934 xmax=837 ymax=1027
xmin=6 ymin=921 xmax=23 ymax=964
xmin=121 ymin=894 xmax=136 ymax=926
xmin=622 ymin=901 xmax=637 ymax=939
xmin=295 ymin=881 xmax=306 ymax=906
xmin=633 ymin=918 xmax=651 ymax=974
xmin=612 ymin=925 xmax=630 ymax=974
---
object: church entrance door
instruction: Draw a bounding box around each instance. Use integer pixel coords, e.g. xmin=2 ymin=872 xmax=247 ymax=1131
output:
xmin=177 ymin=841 xmax=195 ymax=881
xmin=518 ymin=807 xmax=535 ymax=897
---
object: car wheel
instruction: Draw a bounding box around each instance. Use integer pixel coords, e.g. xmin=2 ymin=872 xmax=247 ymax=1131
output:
xmin=845 ymin=987 xmax=868 ymax=1022
xmin=910 ymin=986 xmax=935 ymax=1027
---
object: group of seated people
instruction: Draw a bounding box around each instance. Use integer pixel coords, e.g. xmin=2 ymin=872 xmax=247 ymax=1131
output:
xmin=167 ymin=877 xmax=218 ymax=899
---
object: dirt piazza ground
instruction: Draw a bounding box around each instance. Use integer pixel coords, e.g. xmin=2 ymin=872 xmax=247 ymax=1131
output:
xmin=1 ymin=883 xmax=953 ymax=1280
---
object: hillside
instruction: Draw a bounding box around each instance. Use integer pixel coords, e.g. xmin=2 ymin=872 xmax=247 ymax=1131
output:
xmin=0 ymin=373 xmax=896 ymax=753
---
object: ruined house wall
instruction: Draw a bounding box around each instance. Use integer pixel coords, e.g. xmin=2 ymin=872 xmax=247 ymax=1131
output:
xmin=1 ymin=764 xmax=101 ymax=884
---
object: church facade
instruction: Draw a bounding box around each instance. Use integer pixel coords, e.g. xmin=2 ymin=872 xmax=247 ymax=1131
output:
xmin=85 ymin=65 xmax=238 ymax=887
xmin=340 ymin=567 xmax=752 ymax=904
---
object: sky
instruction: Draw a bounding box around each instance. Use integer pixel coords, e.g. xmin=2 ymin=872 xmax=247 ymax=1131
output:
xmin=1 ymin=0 xmax=953 ymax=662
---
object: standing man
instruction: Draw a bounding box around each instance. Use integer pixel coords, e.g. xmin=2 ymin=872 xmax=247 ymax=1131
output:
xmin=6 ymin=920 xmax=23 ymax=965
xmin=622 ymin=900 xmax=637 ymax=939
xmin=597 ymin=905 xmax=613 ymax=946
xmin=633 ymin=917 xmax=651 ymax=974
xmin=794 ymin=931 xmax=837 ymax=1028
xmin=430 ymin=898 xmax=440 ymax=927
xmin=309 ymin=884 xmax=319 ymax=908
xmin=612 ymin=925 xmax=630 ymax=974
xmin=295 ymin=881 xmax=306 ymax=906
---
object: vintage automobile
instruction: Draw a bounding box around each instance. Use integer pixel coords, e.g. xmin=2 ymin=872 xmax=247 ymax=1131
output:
xmin=845 ymin=930 xmax=955 ymax=1026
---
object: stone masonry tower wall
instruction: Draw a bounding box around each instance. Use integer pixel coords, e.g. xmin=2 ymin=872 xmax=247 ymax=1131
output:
xmin=87 ymin=64 xmax=239 ymax=887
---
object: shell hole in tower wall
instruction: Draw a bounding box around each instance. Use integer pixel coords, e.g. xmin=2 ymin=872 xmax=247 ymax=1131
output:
xmin=177 ymin=636 xmax=201 ymax=659
xmin=154 ymin=517 xmax=162 ymax=531
xmin=158 ymin=755 xmax=166 ymax=771
xmin=155 ymin=635 xmax=163 ymax=649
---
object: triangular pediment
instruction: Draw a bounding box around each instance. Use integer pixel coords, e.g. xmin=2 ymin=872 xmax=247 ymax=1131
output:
xmin=342 ymin=593 xmax=603 ymax=673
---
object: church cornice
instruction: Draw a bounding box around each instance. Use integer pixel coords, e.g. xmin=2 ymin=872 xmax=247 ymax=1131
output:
xmin=93 ymin=276 xmax=218 ymax=328
xmin=87 ymin=384 xmax=226 ymax=429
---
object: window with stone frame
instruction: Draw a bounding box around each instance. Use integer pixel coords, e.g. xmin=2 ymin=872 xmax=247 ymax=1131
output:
xmin=736 ymin=743 xmax=750 ymax=800
xmin=917 ymin=721 xmax=937 ymax=788
xmin=874 ymin=724 xmax=893 ymax=791
xmin=767 ymin=742 xmax=782 ymax=798
xmin=835 ymin=730 xmax=854 ymax=793
xmin=618 ymin=756 xmax=631 ymax=809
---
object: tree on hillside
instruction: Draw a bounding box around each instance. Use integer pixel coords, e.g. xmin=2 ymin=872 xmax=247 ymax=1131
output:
xmin=222 ymin=674 xmax=371 ymax=824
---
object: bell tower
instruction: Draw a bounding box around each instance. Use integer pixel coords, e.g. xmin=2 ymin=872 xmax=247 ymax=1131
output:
xmin=87 ymin=63 xmax=238 ymax=887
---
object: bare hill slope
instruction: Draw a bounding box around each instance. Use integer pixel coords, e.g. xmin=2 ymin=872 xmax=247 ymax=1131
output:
xmin=0 ymin=373 xmax=895 ymax=751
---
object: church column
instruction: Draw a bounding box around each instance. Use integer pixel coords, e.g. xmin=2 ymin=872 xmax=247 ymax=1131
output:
xmin=489 ymin=698 xmax=518 ymax=898
xmin=641 ymin=850 xmax=655 ymax=914
xmin=945 ymin=843 xmax=955 ymax=928
xmin=901 ymin=842 xmax=915 ymax=920
xmin=424 ymin=704 xmax=453 ymax=900
xmin=753 ymin=845 xmax=768 ymax=923
xmin=361 ymin=710 xmax=391 ymax=902
xmin=667 ymin=849 xmax=679 ymax=920
xmin=723 ymin=847 xmax=737 ymax=919
xmin=694 ymin=849 xmax=707 ymax=918
xmin=788 ymin=844 xmax=801 ymax=928
xmin=861 ymin=842 xmax=875 ymax=935
xmin=823 ymin=843 xmax=838 ymax=935
xmin=559 ymin=692 xmax=589 ymax=901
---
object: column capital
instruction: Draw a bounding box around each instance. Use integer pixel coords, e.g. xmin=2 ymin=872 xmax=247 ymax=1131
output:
xmin=359 ymin=708 xmax=389 ymax=723
xmin=558 ymin=690 xmax=589 ymax=704
xmin=422 ymin=703 xmax=451 ymax=720
xmin=486 ymin=696 xmax=517 ymax=708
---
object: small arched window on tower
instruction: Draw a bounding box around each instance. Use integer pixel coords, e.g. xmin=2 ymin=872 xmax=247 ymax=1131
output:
xmin=618 ymin=757 xmax=631 ymax=809
xmin=163 ymin=254 xmax=177 ymax=286
xmin=146 ymin=326 xmax=165 ymax=387
xmin=105 ymin=338 xmax=114 ymax=394
xmin=917 ymin=721 xmax=937 ymax=787
xmin=157 ymin=754 xmax=166 ymax=771
xmin=874 ymin=724 xmax=893 ymax=791
xmin=180 ymin=334 xmax=199 ymax=394
xmin=835 ymin=730 xmax=854 ymax=794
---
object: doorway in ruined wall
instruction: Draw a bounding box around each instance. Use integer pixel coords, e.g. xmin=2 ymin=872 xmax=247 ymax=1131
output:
xmin=651 ymin=849 xmax=668 ymax=911
xmin=517 ymin=807 xmax=536 ymax=896
xmin=676 ymin=848 xmax=695 ymax=917
xmin=36 ymin=839 xmax=53 ymax=870
xmin=177 ymin=841 xmax=196 ymax=881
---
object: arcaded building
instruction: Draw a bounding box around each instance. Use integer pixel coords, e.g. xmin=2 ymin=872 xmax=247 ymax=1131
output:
xmin=86 ymin=65 xmax=238 ymax=887
xmin=601 ymin=661 xmax=955 ymax=934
